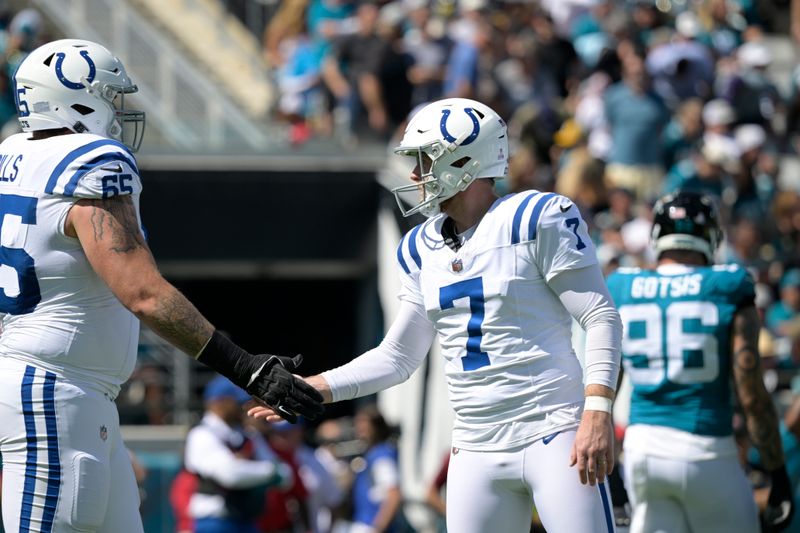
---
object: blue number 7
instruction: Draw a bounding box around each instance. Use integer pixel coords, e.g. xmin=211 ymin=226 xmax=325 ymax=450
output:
xmin=565 ymin=217 xmax=586 ymax=250
xmin=439 ymin=277 xmax=490 ymax=370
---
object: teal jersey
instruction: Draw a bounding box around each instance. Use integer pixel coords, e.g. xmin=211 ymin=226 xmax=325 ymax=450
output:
xmin=607 ymin=264 xmax=755 ymax=437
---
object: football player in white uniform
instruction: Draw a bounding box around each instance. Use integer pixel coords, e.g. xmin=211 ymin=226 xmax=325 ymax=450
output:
xmin=250 ymin=98 xmax=623 ymax=533
xmin=0 ymin=39 xmax=323 ymax=532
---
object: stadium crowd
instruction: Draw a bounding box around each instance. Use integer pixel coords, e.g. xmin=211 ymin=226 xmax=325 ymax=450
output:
xmin=264 ymin=0 xmax=800 ymax=372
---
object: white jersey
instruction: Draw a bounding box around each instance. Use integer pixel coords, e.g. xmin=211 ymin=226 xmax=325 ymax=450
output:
xmin=396 ymin=191 xmax=597 ymax=450
xmin=0 ymin=132 xmax=142 ymax=397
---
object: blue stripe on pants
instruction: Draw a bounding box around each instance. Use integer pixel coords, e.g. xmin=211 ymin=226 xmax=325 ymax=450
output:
xmin=19 ymin=365 xmax=38 ymax=533
xmin=18 ymin=367 xmax=62 ymax=533
xmin=41 ymin=371 xmax=61 ymax=532
xmin=598 ymin=481 xmax=614 ymax=533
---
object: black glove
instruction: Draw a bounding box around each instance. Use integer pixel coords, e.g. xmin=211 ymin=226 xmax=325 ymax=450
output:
xmin=763 ymin=466 xmax=795 ymax=532
xmin=245 ymin=353 xmax=325 ymax=423
xmin=197 ymin=330 xmax=324 ymax=423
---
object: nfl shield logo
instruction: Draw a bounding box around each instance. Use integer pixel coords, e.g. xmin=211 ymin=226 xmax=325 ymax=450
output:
xmin=451 ymin=259 xmax=463 ymax=272
xmin=100 ymin=425 xmax=108 ymax=442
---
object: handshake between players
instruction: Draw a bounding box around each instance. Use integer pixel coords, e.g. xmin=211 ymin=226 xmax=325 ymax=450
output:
xmin=196 ymin=330 xmax=324 ymax=423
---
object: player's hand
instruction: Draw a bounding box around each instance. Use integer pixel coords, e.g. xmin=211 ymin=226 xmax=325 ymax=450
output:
xmin=570 ymin=410 xmax=614 ymax=486
xmin=245 ymin=354 xmax=324 ymax=423
xmin=249 ymin=374 xmax=330 ymax=422
xmin=762 ymin=466 xmax=795 ymax=532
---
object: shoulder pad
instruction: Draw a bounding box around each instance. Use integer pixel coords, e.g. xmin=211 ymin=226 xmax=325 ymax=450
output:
xmin=396 ymin=222 xmax=426 ymax=275
xmin=509 ymin=191 xmax=559 ymax=245
xmin=44 ymin=138 xmax=139 ymax=197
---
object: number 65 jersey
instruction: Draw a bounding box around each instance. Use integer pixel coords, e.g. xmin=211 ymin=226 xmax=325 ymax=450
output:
xmin=607 ymin=263 xmax=755 ymax=437
xmin=396 ymin=191 xmax=597 ymax=451
xmin=0 ymin=132 xmax=143 ymax=397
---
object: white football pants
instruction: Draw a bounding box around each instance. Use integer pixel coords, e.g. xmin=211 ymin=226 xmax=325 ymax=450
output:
xmin=623 ymin=447 xmax=759 ymax=533
xmin=445 ymin=429 xmax=615 ymax=533
xmin=0 ymin=358 xmax=143 ymax=532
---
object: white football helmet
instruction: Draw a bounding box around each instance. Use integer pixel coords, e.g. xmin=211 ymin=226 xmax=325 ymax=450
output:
xmin=393 ymin=98 xmax=509 ymax=217
xmin=14 ymin=39 xmax=145 ymax=151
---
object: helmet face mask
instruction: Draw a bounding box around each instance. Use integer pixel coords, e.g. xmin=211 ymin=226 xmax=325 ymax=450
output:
xmin=651 ymin=191 xmax=722 ymax=263
xmin=14 ymin=39 xmax=146 ymax=151
xmin=392 ymin=98 xmax=509 ymax=218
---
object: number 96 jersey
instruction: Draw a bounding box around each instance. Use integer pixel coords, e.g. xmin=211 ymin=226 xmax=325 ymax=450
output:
xmin=0 ymin=132 xmax=142 ymax=397
xmin=396 ymin=191 xmax=597 ymax=451
xmin=607 ymin=263 xmax=755 ymax=437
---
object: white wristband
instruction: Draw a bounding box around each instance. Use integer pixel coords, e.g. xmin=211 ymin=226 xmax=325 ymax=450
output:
xmin=584 ymin=395 xmax=613 ymax=413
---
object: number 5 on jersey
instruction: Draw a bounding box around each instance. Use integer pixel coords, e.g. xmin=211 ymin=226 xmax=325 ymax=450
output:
xmin=0 ymin=194 xmax=41 ymax=314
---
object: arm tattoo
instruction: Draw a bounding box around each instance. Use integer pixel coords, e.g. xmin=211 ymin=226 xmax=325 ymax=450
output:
xmin=732 ymin=306 xmax=785 ymax=471
xmin=79 ymin=195 xmax=213 ymax=355
xmin=147 ymin=286 xmax=214 ymax=356
xmin=86 ymin=196 xmax=147 ymax=254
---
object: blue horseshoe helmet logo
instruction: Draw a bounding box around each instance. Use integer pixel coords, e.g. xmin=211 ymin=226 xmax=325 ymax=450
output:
xmin=55 ymin=50 xmax=96 ymax=90
xmin=440 ymin=108 xmax=481 ymax=146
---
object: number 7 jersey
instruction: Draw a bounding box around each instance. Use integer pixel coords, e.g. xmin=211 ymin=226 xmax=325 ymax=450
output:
xmin=395 ymin=191 xmax=597 ymax=451
xmin=607 ymin=263 xmax=755 ymax=437
xmin=0 ymin=132 xmax=143 ymax=397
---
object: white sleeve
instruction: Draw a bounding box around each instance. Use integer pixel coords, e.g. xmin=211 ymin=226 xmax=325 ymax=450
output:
xmin=548 ymin=265 xmax=622 ymax=390
xmin=322 ymin=299 xmax=436 ymax=402
xmin=534 ymin=196 xmax=597 ymax=282
xmin=184 ymin=427 xmax=283 ymax=489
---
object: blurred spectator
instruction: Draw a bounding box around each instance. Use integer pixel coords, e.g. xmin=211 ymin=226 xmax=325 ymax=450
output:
xmin=721 ymin=217 xmax=770 ymax=274
xmin=322 ymin=1 xmax=411 ymax=140
xmin=604 ymin=52 xmax=670 ymax=203
xmin=553 ymin=123 xmax=608 ymax=215
xmin=0 ymin=7 xmax=43 ymax=138
xmin=627 ymin=0 xmax=667 ymax=49
xmin=767 ymin=269 xmax=800 ymax=343
xmin=494 ymin=31 xmax=559 ymax=115
xmin=721 ymin=40 xmax=782 ymax=133
xmin=772 ymin=191 xmax=800 ymax=267
xmin=663 ymin=135 xmax=740 ymax=201
xmin=349 ymin=404 xmax=405 ymax=533
xmin=184 ymin=376 xmax=293 ymax=533
xmin=646 ymin=25 xmax=714 ymax=109
xmin=268 ymin=1 xmax=324 ymax=145
xmin=661 ymin=97 xmax=704 ymax=169
xmin=529 ymin=10 xmax=579 ymax=98
xmin=442 ymin=15 xmax=491 ymax=100
xmin=258 ymin=420 xmax=312 ymax=533
xmin=732 ymin=123 xmax=776 ymax=219
xmin=403 ymin=0 xmax=450 ymax=108
xmin=697 ymin=0 xmax=745 ymax=57
xmin=170 ymin=467 xmax=199 ymax=533
xmin=257 ymin=418 xmax=347 ymax=533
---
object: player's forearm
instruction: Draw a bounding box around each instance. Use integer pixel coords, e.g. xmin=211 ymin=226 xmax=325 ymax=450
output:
xmin=733 ymin=307 xmax=785 ymax=471
xmin=551 ymin=266 xmax=622 ymax=390
xmin=134 ymin=281 xmax=214 ymax=356
xmin=322 ymin=300 xmax=434 ymax=402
